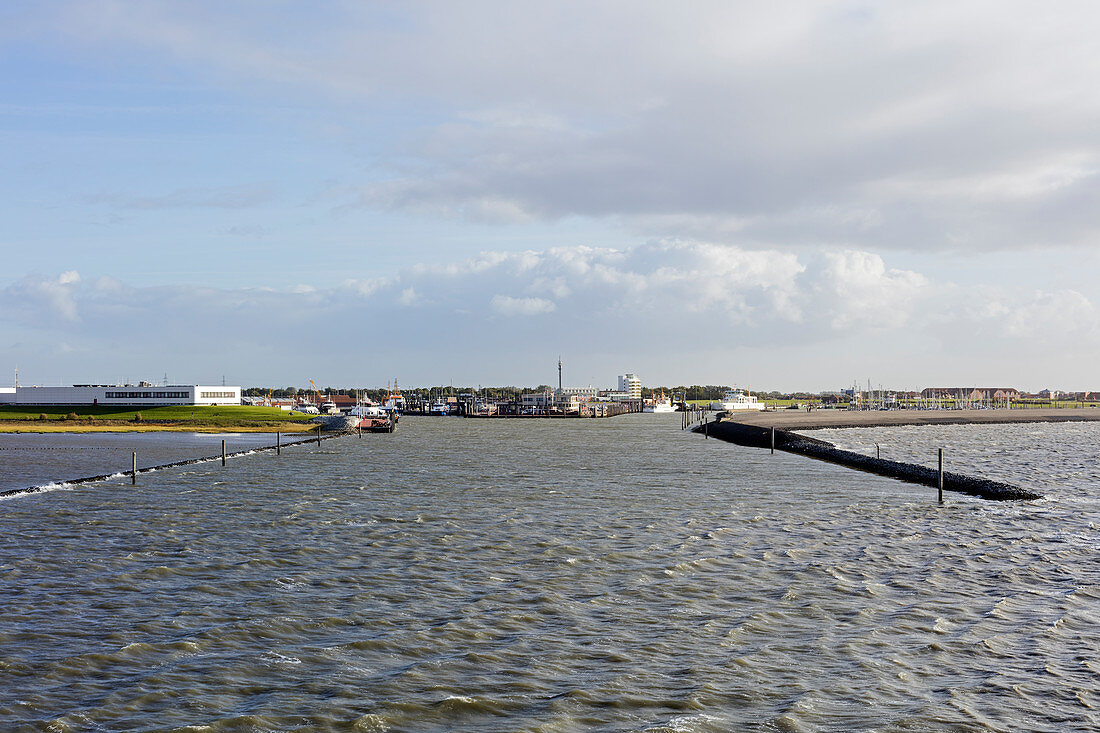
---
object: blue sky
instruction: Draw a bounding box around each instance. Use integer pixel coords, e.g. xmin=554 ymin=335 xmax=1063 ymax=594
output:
xmin=4 ymin=1 xmax=1100 ymax=391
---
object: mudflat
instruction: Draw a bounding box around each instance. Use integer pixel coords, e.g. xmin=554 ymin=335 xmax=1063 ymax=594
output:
xmin=721 ymin=407 xmax=1100 ymax=430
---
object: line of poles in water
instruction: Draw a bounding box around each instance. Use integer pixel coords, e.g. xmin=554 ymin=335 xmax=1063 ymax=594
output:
xmin=681 ymin=407 xmax=708 ymax=431
xmin=127 ymin=424 xmax=346 ymax=485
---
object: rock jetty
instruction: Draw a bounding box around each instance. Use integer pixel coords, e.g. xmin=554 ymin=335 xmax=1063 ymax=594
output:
xmin=698 ymin=419 xmax=1041 ymax=501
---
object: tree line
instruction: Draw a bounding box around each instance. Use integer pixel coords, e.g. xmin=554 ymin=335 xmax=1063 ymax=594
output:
xmin=243 ymin=385 xmax=827 ymax=402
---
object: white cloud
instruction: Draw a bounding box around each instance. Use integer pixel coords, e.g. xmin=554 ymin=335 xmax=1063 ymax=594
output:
xmin=22 ymin=1 xmax=1100 ymax=252
xmin=4 ymin=271 xmax=84 ymax=323
xmin=816 ymin=251 xmax=929 ymax=329
xmin=490 ymin=295 xmax=556 ymax=316
xmin=6 ymin=242 xmax=1098 ymax=388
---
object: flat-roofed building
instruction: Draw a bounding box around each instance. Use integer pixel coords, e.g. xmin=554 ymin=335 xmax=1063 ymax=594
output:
xmin=618 ymin=373 xmax=642 ymax=400
xmin=0 ymin=383 xmax=241 ymax=406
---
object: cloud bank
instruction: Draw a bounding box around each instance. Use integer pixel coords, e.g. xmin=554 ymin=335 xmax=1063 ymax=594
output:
xmin=35 ymin=0 xmax=1100 ymax=252
xmin=3 ymin=242 xmax=1094 ymax=389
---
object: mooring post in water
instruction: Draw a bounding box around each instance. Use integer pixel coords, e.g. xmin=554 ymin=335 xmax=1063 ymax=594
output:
xmin=276 ymin=432 xmax=281 ymax=455
xmin=222 ymin=439 xmax=226 ymax=467
xmin=132 ymin=452 xmax=137 ymax=485
xmin=704 ymin=420 xmax=708 ymax=439
xmin=771 ymin=427 xmax=775 ymax=454
xmin=876 ymin=443 xmax=880 ymax=459
xmin=937 ymin=444 xmax=946 ymax=501
xmin=317 ymin=424 xmax=322 ymax=446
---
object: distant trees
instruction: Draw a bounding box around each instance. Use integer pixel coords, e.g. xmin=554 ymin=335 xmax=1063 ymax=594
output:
xmin=240 ymin=383 xmax=843 ymax=403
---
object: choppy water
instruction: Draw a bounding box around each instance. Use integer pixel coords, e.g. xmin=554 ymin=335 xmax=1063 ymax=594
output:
xmin=0 ymin=432 xmax=287 ymax=493
xmin=1 ymin=415 xmax=1099 ymax=731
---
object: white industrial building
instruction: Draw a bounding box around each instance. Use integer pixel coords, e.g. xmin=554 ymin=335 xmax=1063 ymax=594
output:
xmin=0 ymin=383 xmax=242 ymax=407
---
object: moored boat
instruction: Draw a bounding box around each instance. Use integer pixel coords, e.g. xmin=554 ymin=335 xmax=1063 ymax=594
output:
xmin=709 ymin=388 xmax=765 ymax=411
xmin=643 ymin=392 xmax=677 ymax=413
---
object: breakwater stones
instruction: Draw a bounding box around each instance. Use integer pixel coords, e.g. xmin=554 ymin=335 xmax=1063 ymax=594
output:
xmin=697 ymin=420 xmax=1041 ymax=501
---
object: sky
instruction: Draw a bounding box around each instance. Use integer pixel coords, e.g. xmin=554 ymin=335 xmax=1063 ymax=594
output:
xmin=3 ymin=1 xmax=1100 ymax=391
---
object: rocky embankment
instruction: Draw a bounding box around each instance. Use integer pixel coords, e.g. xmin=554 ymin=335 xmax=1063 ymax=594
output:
xmin=697 ymin=419 xmax=1041 ymax=501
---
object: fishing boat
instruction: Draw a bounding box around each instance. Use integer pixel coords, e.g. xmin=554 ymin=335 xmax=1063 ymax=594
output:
xmin=709 ymin=388 xmax=765 ymax=411
xmin=643 ymin=392 xmax=677 ymax=413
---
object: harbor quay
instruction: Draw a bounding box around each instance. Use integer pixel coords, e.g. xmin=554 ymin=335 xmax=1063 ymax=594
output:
xmin=711 ymin=407 xmax=1100 ymax=431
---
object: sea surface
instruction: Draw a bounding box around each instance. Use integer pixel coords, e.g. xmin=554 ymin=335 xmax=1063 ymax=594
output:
xmin=1 ymin=415 xmax=1098 ymax=731
xmin=0 ymin=432 xmax=288 ymax=493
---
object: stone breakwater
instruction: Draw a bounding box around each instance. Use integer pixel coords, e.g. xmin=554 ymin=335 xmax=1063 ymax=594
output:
xmin=697 ymin=419 xmax=1041 ymax=501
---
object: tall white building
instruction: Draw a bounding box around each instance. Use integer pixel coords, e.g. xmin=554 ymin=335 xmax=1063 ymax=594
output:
xmin=617 ymin=373 xmax=642 ymax=400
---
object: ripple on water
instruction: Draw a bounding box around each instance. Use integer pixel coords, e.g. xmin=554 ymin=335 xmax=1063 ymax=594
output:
xmin=1 ymin=417 xmax=1100 ymax=730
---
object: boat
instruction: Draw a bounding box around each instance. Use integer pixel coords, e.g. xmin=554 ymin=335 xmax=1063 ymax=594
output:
xmin=383 ymin=379 xmax=406 ymax=413
xmin=296 ymin=403 xmax=320 ymax=415
xmin=350 ymin=404 xmax=387 ymax=419
xmin=709 ymin=388 xmax=765 ymax=411
xmin=428 ymin=400 xmax=449 ymax=416
xmin=643 ymin=392 xmax=677 ymax=413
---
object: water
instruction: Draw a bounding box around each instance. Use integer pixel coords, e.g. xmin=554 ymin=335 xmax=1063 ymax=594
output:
xmin=1 ymin=415 xmax=1098 ymax=731
xmin=0 ymin=432 xmax=287 ymax=493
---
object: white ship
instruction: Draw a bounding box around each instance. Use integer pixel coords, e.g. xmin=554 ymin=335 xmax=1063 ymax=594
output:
xmin=709 ymin=388 xmax=765 ymax=411
xmin=643 ymin=393 xmax=676 ymax=413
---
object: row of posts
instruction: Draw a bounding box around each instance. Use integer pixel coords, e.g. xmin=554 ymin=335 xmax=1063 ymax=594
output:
xmin=681 ymin=406 xmax=708 ymax=430
xmin=128 ymin=423 xmax=340 ymax=484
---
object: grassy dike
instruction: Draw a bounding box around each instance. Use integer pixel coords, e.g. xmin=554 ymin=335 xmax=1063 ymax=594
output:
xmin=0 ymin=405 xmax=317 ymax=433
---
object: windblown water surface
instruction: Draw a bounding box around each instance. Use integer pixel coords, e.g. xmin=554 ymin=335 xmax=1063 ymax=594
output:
xmin=1 ymin=415 xmax=1098 ymax=731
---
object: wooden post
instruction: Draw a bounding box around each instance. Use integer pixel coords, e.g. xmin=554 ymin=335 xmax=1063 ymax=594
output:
xmin=771 ymin=427 xmax=775 ymax=454
xmin=317 ymin=424 xmax=322 ymax=445
xmin=132 ymin=452 xmax=137 ymax=485
xmin=276 ymin=432 xmax=281 ymax=455
xmin=937 ymin=444 xmax=946 ymax=501
xmin=876 ymin=443 xmax=880 ymax=459
xmin=704 ymin=420 xmax=708 ymax=439
xmin=222 ymin=439 xmax=226 ymax=466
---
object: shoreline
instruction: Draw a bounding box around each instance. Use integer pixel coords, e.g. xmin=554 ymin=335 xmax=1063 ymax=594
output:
xmin=0 ymin=422 xmax=315 ymax=434
xmin=714 ymin=407 xmax=1100 ymax=431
